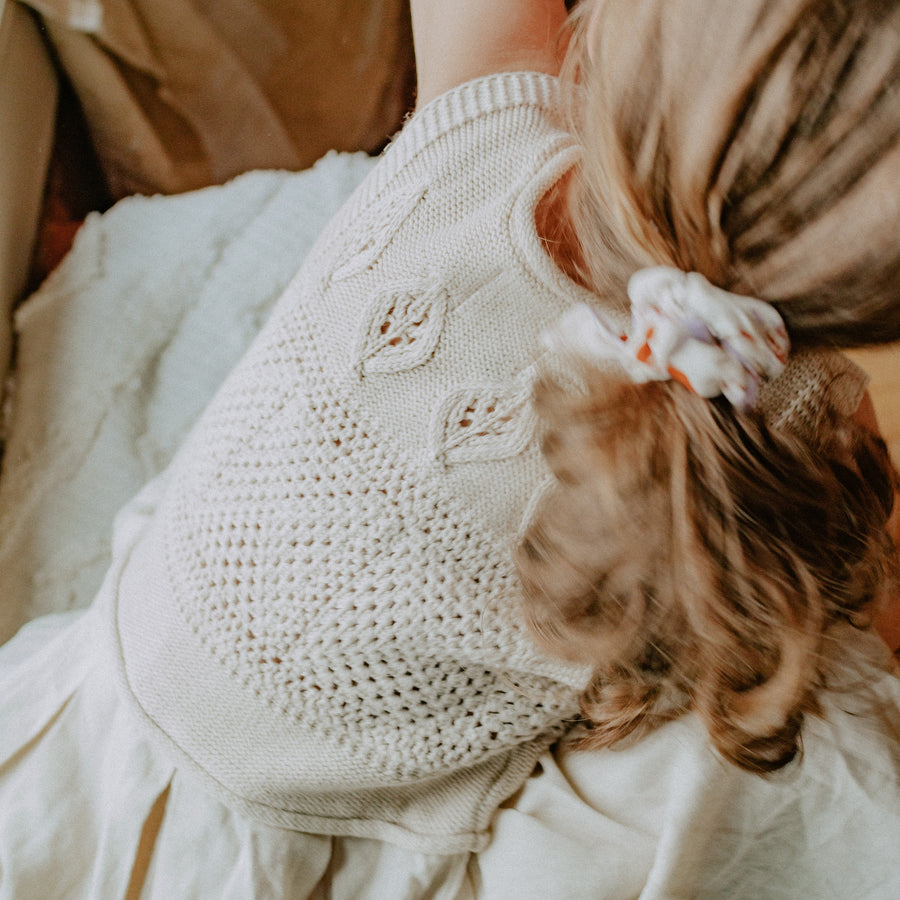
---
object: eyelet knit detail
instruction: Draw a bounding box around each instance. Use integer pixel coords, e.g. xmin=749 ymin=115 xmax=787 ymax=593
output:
xmin=432 ymin=381 xmax=536 ymax=466
xmin=330 ymin=182 xmax=429 ymax=284
xmin=355 ymin=283 xmax=448 ymax=376
xmin=163 ymin=384 xmax=576 ymax=778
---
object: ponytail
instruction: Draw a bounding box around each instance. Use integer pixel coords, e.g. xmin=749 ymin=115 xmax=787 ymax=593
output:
xmin=522 ymin=0 xmax=900 ymax=771
xmin=517 ymin=369 xmax=896 ymax=771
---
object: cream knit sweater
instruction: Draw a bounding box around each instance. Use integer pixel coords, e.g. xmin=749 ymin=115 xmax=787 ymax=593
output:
xmin=107 ymin=72 xmax=866 ymax=853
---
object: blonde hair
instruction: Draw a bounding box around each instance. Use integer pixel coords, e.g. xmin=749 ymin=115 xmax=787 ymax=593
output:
xmin=517 ymin=0 xmax=900 ymax=772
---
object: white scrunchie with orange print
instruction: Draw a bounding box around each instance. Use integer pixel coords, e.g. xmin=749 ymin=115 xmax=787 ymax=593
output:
xmin=543 ymin=266 xmax=790 ymax=410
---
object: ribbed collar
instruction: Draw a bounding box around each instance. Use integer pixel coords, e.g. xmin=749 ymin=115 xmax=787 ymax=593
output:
xmin=366 ymin=71 xmax=563 ymax=194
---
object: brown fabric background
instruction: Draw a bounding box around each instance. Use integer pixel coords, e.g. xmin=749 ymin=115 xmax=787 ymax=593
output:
xmin=22 ymin=0 xmax=414 ymax=199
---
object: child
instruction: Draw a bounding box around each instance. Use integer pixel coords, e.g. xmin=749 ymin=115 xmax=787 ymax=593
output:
xmin=0 ymin=0 xmax=898 ymax=895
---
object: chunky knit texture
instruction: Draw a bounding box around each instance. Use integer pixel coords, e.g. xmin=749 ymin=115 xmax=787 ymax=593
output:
xmin=108 ymin=72 xmax=867 ymax=853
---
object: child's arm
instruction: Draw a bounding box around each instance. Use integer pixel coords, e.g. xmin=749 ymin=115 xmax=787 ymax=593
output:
xmin=411 ymin=0 xmax=571 ymax=108
xmin=854 ymin=392 xmax=900 ymax=658
xmin=877 ymin=509 xmax=900 ymax=660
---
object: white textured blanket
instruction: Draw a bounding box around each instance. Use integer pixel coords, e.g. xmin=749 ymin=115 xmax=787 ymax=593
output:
xmin=0 ymin=152 xmax=376 ymax=632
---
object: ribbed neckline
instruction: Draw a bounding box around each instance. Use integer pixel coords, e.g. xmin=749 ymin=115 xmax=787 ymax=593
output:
xmin=368 ymin=71 xmax=563 ymax=194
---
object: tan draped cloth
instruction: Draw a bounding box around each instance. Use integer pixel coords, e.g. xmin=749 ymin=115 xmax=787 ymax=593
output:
xmin=22 ymin=0 xmax=414 ymax=198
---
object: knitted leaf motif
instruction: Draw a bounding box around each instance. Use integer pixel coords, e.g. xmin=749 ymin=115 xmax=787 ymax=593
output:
xmin=331 ymin=182 xmax=428 ymax=283
xmin=432 ymin=382 xmax=535 ymax=465
xmin=356 ymin=285 xmax=448 ymax=375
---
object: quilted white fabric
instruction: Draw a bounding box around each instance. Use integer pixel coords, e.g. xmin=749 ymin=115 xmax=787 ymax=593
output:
xmin=0 ymin=152 xmax=377 ymax=640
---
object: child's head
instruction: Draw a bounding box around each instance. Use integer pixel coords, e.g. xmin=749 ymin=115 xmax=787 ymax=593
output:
xmin=565 ymin=0 xmax=900 ymax=346
xmin=517 ymin=0 xmax=900 ymax=772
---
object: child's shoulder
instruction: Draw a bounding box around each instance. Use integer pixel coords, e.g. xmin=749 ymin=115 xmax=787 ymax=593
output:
xmin=410 ymin=0 xmax=569 ymax=108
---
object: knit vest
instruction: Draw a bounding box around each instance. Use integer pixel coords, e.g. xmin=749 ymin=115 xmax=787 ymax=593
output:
xmin=107 ymin=72 xmax=866 ymax=853
xmin=109 ymin=73 xmax=596 ymax=854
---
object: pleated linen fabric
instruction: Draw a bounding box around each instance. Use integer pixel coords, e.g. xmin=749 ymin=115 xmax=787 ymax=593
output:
xmin=0 ymin=610 xmax=474 ymax=900
xmin=481 ymin=628 xmax=900 ymax=900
